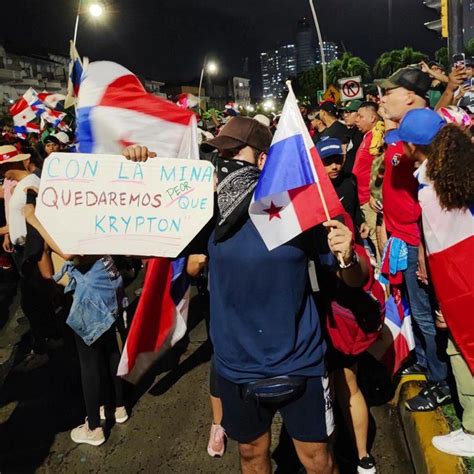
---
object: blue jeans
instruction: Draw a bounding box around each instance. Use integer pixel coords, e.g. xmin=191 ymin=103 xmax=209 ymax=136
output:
xmin=404 ymin=245 xmax=448 ymax=383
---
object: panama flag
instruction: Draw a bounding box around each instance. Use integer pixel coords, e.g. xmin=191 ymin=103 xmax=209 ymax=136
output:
xmin=14 ymin=122 xmax=40 ymax=139
xmin=250 ymin=82 xmax=343 ymax=250
xmin=9 ymin=90 xmax=39 ymax=127
xmin=368 ymin=287 xmax=416 ymax=375
xmin=118 ymin=258 xmax=191 ymax=384
xmin=76 ymin=61 xmax=199 ymax=158
xmin=38 ymin=91 xmax=66 ymax=110
xmin=64 ymin=40 xmax=85 ymax=109
xmin=417 ymin=162 xmax=474 ymax=373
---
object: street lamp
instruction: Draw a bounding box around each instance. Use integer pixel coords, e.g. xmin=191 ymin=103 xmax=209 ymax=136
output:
xmin=198 ymin=59 xmax=218 ymax=111
xmin=73 ymin=1 xmax=105 ymax=45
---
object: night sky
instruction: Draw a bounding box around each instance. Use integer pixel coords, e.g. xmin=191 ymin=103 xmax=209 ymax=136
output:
xmin=3 ymin=0 xmax=445 ymax=96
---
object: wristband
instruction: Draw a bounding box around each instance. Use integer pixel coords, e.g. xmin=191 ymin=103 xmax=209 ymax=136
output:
xmin=338 ymin=251 xmax=359 ymax=270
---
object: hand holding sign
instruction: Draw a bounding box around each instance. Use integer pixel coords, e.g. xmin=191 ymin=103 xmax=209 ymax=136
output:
xmin=35 ymin=153 xmax=214 ymax=258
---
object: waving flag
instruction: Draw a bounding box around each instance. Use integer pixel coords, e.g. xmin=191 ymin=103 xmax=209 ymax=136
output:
xmin=64 ymin=40 xmax=85 ymax=109
xmin=118 ymin=258 xmax=191 ymax=384
xmin=417 ymin=162 xmax=474 ymax=372
xmin=76 ymin=61 xmax=199 ymax=158
xmin=368 ymin=287 xmax=416 ymax=375
xmin=38 ymin=91 xmax=66 ymax=110
xmin=9 ymin=90 xmax=40 ymax=127
xmin=250 ymin=82 xmax=343 ymax=250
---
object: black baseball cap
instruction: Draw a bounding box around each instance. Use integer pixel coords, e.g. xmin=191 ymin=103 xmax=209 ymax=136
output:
xmin=320 ymin=101 xmax=338 ymax=115
xmin=375 ymin=67 xmax=432 ymax=100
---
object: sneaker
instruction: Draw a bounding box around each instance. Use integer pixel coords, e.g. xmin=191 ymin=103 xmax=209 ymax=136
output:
xmin=405 ymin=382 xmax=451 ymax=412
xmin=357 ymin=454 xmax=376 ymax=473
xmin=207 ymin=423 xmax=227 ymax=457
xmin=432 ymin=429 xmax=474 ymax=457
xmin=100 ymin=405 xmax=129 ymax=424
xmin=70 ymin=419 xmax=105 ymax=446
xmin=400 ymin=363 xmax=427 ymax=376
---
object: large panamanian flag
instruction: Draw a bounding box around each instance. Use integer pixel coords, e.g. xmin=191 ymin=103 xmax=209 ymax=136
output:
xmin=76 ymin=61 xmax=199 ymax=159
xmin=417 ymin=161 xmax=474 ymax=373
xmin=249 ymin=83 xmax=343 ymax=250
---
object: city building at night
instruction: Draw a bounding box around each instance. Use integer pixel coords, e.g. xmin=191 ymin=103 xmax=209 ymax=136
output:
xmin=315 ymin=41 xmax=340 ymax=64
xmin=296 ymin=18 xmax=316 ymax=73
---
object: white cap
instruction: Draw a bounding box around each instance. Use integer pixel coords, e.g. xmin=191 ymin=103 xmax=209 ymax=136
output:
xmin=52 ymin=131 xmax=70 ymax=145
xmin=253 ymin=114 xmax=271 ymax=127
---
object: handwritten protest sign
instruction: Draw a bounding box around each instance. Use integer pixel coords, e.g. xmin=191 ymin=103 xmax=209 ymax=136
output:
xmin=35 ymin=153 xmax=214 ymax=257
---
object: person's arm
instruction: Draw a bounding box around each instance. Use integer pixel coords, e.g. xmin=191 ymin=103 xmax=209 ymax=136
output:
xmin=420 ymin=61 xmax=449 ymax=83
xmin=22 ymin=204 xmax=72 ymax=260
xmin=323 ymin=220 xmax=369 ymax=287
xmin=3 ymin=234 xmax=13 ymax=253
xmin=186 ymin=254 xmax=208 ymax=277
xmin=435 ymin=66 xmax=467 ymax=110
xmin=0 ymin=224 xmax=8 ymax=236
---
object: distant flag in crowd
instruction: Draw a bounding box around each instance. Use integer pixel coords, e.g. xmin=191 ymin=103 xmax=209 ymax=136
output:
xmin=13 ymin=122 xmax=41 ymax=139
xmin=417 ymin=164 xmax=474 ymax=373
xmin=76 ymin=60 xmax=199 ymax=158
xmin=250 ymin=82 xmax=343 ymax=250
xmin=9 ymin=90 xmax=39 ymax=130
xmin=41 ymin=108 xmax=66 ymax=127
xmin=368 ymin=287 xmax=416 ymax=375
xmin=176 ymin=93 xmax=199 ymax=110
xmin=64 ymin=40 xmax=85 ymax=109
xmin=118 ymin=258 xmax=191 ymax=384
xmin=38 ymin=91 xmax=66 ymax=110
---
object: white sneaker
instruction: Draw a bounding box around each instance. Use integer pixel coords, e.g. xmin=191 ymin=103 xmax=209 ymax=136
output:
xmin=432 ymin=429 xmax=474 ymax=457
xmin=100 ymin=405 xmax=129 ymax=424
xmin=70 ymin=419 xmax=105 ymax=446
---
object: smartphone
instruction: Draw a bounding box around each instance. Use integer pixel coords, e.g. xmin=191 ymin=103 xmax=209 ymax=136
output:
xmin=453 ymin=53 xmax=466 ymax=70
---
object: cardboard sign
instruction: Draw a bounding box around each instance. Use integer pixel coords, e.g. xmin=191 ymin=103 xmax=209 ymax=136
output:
xmin=36 ymin=153 xmax=215 ymax=257
xmin=339 ymin=76 xmax=364 ymax=101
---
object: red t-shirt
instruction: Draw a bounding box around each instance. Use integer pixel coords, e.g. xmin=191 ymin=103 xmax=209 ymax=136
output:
xmin=352 ymin=131 xmax=374 ymax=205
xmin=383 ymin=141 xmax=421 ymax=246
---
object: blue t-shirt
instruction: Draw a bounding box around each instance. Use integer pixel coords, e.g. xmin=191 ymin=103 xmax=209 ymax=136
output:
xmin=208 ymin=219 xmax=327 ymax=384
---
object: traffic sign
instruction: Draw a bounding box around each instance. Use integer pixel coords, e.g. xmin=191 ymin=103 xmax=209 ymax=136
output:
xmin=339 ymin=76 xmax=364 ymax=101
xmin=322 ymin=85 xmax=341 ymax=104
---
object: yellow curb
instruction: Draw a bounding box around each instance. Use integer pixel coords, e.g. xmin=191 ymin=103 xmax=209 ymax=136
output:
xmin=389 ymin=373 xmax=427 ymax=407
xmin=399 ymin=381 xmax=465 ymax=474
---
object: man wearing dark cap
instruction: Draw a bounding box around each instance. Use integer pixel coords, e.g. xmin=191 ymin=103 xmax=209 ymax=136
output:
xmin=317 ymin=101 xmax=351 ymax=148
xmin=377 ymin=68 xmax=450 ymax=411
xmin=342 ymin=100 xmax=364 ymax=173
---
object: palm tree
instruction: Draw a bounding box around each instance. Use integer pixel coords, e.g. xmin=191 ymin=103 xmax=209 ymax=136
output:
xmin=435 ymin=47 xmax=449 ymax=71
xmin=297 ymin=65 xmax=324 ymax=100
xmin=373 ymin=47 xmax=428 ymax=78
xmin=326 ymin=53 xmax=371 ymax=85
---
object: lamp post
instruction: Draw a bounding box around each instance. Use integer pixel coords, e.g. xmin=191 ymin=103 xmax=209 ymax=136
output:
xmin=308 ymin=0 xmax=327 ymax=91
xmin=198 ymin=58 xmax=218 ymax=111
xmin=73 ymin=1 xmax=104 ymax=45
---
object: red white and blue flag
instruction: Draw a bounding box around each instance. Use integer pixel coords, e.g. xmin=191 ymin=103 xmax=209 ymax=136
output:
xmin=417 ymin=162 xmax=474 ymax=373
xmin=118 ymin=258 xmax=191 ymax=384
xmin=250 ymin=83 xmax=343 ymax=249
xmin=38 ymin=91 xmax=66 ymax=110
xmin=64 ymin=40 xmax=85 ymax=109
xmin=76 ymin=61 xmax=199 ymax=158
xmin=368 ymin=287 xmax=416 ymax=375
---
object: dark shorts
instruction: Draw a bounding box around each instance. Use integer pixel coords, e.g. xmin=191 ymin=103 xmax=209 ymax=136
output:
xmin=216 ymin=372 xmax=334 ymax=444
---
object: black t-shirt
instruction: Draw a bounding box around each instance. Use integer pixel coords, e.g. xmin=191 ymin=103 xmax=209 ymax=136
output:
xmin=344 ymin=127 xmax=364 ymax=173
xmin=332 ymin=173 xmax=364 ymax=228
xmin=319 ymin=121 xmax=351 ymax=145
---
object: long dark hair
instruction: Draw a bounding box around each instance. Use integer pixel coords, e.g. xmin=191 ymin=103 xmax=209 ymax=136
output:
xmin=426 ymin=124 xmax=474 ymax=211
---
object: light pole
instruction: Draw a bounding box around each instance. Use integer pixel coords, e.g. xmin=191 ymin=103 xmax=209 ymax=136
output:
xmin=198 ymin=58 xmax=218 ymax=111
xmin=73 ymin=1 xmax=104 ymax=45
xmin=308 ymin=0 xmax=327 ymax=91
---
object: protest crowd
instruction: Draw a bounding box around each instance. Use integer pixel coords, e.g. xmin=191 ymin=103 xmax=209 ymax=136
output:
xmin=0 ymin=41 xmax=473 ymax=474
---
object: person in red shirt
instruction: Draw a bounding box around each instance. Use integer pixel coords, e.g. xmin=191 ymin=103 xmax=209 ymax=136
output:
xmin=353 ymin=102 xmax=381 ymax=260
xmin=377 ymin=67 xmax=450 ymax=412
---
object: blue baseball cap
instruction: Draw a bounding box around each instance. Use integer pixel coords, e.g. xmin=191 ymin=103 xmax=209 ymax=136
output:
xmin=386 ymin=108 xmax=446 ymax=145
xmin=316 ymin=138 xmax=344 ymax=159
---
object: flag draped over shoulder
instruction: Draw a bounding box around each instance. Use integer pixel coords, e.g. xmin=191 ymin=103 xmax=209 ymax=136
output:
xmin=118 ymin=258 xmax=191 ymax=384
xmin=417 ymin=163 xmax=474 ymax=373
xmin=76 ymin=61 xmax=199 ymax=159
xmin=249 ymin=83 xmax=343 ymax=250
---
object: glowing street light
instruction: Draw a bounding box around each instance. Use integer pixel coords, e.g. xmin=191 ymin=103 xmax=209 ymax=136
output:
xmin=246 ymin=105 xmax=255 ymax=113
xmin=198 ymin=58 xmax=219 ymax=111
xmin=89 ymin=3 xmax=104 ymax=17
xmin=263 ymin=99 xmax=275 ymax=111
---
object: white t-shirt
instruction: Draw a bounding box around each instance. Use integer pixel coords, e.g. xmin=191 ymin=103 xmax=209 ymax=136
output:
xmin=8 ymin=174 xmax=41 ymax=245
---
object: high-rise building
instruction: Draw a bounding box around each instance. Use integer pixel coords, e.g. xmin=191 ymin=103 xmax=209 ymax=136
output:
xmin=315 ymin=41 xmax=340 ymax=64
xmin=260 ymin=44 xmax=297 ymax=100
xmin=296 ymin=18 xmax=316 ymax=73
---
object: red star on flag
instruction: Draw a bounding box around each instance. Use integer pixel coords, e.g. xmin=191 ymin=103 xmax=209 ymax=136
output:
xmin=263 ymin=201 xmax=283 ymax=221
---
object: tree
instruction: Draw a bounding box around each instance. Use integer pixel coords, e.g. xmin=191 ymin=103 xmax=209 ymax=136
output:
xmin=466 ymin=39 xmax=474 ymax=57
xmin=373 ymin=47 xmax=428 ymax=78
xmin=326 ymin=53 xmax=371 ymax=85
xmin=435 ymin=47 xmax=449 ymax=71
xmin=296 ymin=65 xmax=324 ymax=102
